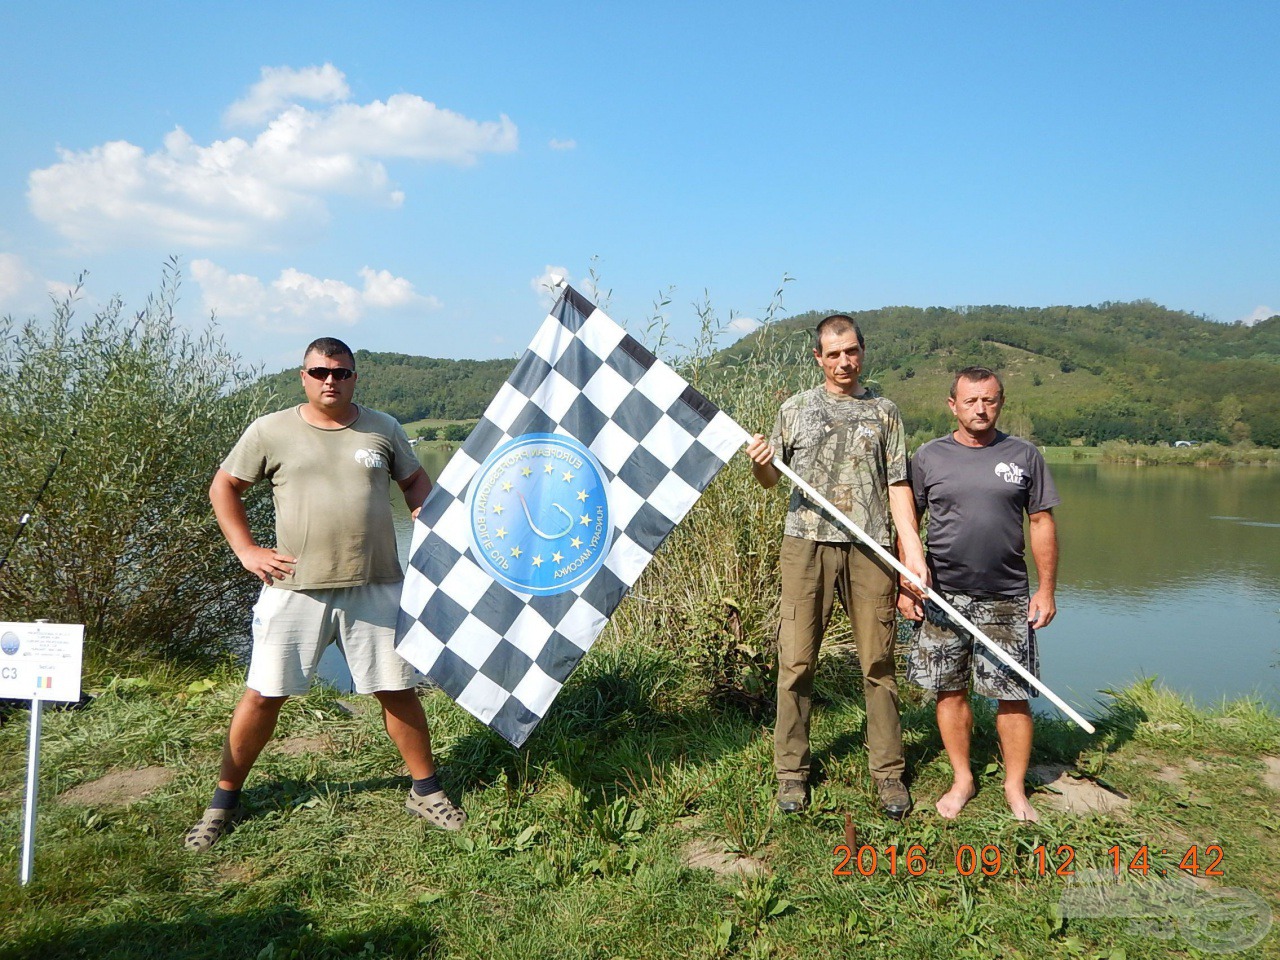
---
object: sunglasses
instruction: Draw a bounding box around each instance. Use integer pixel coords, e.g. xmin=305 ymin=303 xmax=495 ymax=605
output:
xmin=304 ymin=367 xmax=355 ymax=381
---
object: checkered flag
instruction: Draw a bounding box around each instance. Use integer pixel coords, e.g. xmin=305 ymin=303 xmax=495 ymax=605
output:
xmin=396 ymin=284 xmax=748 ymax=746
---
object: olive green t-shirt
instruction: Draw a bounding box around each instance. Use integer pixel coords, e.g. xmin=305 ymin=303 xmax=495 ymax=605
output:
xmin=221 ymin=405 xmax=421 ymax=589
xmin=769 ymin=385 xmax=907 ymax=546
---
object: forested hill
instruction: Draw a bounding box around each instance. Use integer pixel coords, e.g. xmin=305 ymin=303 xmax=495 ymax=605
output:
xmin=251 ymin=301 xmax=1280 ymax=447
xmin=719 ymin=300 xmax=1280 ymax=447
xmin=253 ymin=350 xmax=516 ymax=424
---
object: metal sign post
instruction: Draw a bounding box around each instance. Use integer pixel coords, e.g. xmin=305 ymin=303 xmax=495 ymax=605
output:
xmin=20 ymin=697 xmax=43 ymax=885
xmin=1 ymin=621 xmax=84 ymax=886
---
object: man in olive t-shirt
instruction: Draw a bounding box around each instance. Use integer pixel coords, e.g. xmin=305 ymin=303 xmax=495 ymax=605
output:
xmin=184 ymin=337 xmax=466 ymax=852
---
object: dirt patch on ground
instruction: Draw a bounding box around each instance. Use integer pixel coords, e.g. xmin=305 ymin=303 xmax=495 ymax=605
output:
xmin=682 ymin=838 xmax=769 ymax=878
xmin=274 ymin=735 xmax=332 ymax=756
xmin=1262 ymin=757 xmax=1280 ymax=792
xmin=59 ymin=766 xmax=175 ymax=807
xmin=1029 ymin=764 xmax=1131 ymax=815
xmin=215 ymin=862 xmax=257 ymax=883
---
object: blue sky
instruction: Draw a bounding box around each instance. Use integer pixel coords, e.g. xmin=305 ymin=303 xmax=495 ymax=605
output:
xmin=2 ymin=1 xmax=1276 ymax=371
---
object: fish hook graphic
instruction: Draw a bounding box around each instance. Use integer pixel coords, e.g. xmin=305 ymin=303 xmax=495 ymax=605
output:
xmin=517 ymin=491 xmax=574 ymax=539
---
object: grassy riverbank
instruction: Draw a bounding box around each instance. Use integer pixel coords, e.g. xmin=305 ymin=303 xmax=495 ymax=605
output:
xmin=1096 ymin=442 xmax=1280 ymax=467
xmin=1038 ymin=447 xmax=1104 ymax=465
xmin=1 ymin=645 xmax=1275 ymax=960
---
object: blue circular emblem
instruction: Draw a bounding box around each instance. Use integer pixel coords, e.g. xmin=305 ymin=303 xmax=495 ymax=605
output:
xmin=1 ymin=631 xmax=19 ymax=656
xmin=468 ymin=433 xmax=612 ymax=595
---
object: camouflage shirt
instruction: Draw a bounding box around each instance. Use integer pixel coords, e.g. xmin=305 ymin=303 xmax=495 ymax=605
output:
xmin=770 ymin=385 xmax=907 ymax=545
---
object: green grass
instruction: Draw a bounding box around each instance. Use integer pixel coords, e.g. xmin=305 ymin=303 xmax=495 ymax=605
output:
xmin=1 ymin=649 xmax=1276 ymax=960
xmin=1097 ymin=442 xmax=1280 ymax=467
xmin=1039 ymin=446 xmax=1104 ymax=465
xmin=402 ymin=417 xmax=477 ymax=434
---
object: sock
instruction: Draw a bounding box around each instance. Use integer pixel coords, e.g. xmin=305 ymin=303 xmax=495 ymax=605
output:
xmin=211 ymin=786 xmax=241 ymax=810
xmin=411 ymin=773 xmax=441 ymax=797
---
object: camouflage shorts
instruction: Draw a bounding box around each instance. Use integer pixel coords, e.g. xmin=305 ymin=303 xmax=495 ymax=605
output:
xmin=907 ymin=593 xmax=1039 ymax=700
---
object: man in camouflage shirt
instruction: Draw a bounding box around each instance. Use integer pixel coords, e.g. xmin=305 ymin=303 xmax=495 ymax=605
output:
xmin=746 ymin=314 xmax=929 ymax=819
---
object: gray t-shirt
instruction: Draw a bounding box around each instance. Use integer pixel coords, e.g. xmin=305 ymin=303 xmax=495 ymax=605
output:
xmin=770 ymin=385 xmax=908 ymax=545
xmin=222 ymin=404 xmax=420 ymax=590
xmin=909 ymin=432 xmax=1059 ymax=596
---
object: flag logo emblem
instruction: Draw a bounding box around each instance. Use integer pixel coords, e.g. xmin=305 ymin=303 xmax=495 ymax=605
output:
xmin=1 ymin=631 xmax=18 ymax=656
xmin=467 ymin=433 xmax=612 ymax=595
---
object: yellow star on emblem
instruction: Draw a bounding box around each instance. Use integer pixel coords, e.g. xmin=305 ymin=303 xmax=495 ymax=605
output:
xmin=511 ymin=546 xmax=523 ymax=558
xmin=562 ymin=470 xmax=575 ymax=482
xmin=551 ymin=551 xmax=564 ymax=564
xmin=495 ymin=527 xmax=508 ymax=539
xmin=521 ymin=466 xmax=533 ymax=477
xmin=531 ymin=555 xmax=543 ymax=567
xmin=492 ymin=503 xmax=505 ymax=515
xmin=576 ymin=490 xmax=589 ymax=502
xmin=570 ymin=536 xmax=583 ymax=549
xmin=580 ymin=514 xmax=591 ymax=526
xmin=544 ymin=463 xmax=554 ymax=474
xmin=502 ymin=481 xmax=513 ymax=492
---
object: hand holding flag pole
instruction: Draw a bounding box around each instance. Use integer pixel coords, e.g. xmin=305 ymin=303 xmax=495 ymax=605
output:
xmin=755 ymin=449 xmax=1096 ymax=735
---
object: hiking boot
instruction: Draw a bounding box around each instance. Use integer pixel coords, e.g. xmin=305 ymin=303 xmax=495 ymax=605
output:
xmin=405 ymin=788 xmax=467 ymax=831
xmin=776 ymin=779 xmax=808 ymax=814
xmin=183 ymin=806 xmax=245 ymax=853
xmin=875 ymin=777 xmax=912 ymax=820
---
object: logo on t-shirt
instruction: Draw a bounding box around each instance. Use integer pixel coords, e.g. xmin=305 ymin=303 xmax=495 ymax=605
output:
xmin=994 ymin=461 xmax=1026 ymax=485
xmin=354 ymin=448 xmax=387 ymax=469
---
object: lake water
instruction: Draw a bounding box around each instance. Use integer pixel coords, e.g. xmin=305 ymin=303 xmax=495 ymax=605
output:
xmin=1045 ymin=462 xmax=1280 ymax=713
xmin=328 ymin=453 xmax=1280 ymax=716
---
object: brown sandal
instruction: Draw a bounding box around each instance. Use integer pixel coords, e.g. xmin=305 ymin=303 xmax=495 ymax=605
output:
xmin=404 ymin=789 xmax=467 ymax=831
xmin=183 ymin=806 xmax=245 ymax=852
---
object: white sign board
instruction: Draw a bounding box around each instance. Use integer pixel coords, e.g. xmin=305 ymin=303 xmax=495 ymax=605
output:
xmin=0 ymin=622 xmax=84 ymax=703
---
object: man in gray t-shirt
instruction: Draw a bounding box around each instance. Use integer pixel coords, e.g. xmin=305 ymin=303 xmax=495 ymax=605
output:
xmin=184 ymin=337 xmax=466 ymax=853
xmin=903 ymin=366 xmax=1059 ymax=822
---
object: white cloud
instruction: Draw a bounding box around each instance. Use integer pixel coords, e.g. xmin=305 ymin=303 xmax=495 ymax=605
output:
xmin=192 ymin=259 xmax=439 ymax=330
xmin=1240 ymin=305 xmax=1277 ymax=326
xmin=308 ymin=96 xmax=517 ymax=164
xmin=548 ymin=138 xmax=577 ymax=151
xmin=0 ymin=253 xmax=35 ymax=307
xmin=0 ymin=253 xmax=77 ymax=313
xmin=28 ymin=65 xmax=518 ymax=250
xmin=45 ymin=278 xmax=80 ymax=302
xmin=359 ymin=267 xmax=427 ymax=309
xmin=531 ymin=265 xmax=570 ymax=307
xmin=224 ymin=64 xmax=350 ymax=127
xmin=727 ymin=316 xmax=762 ymax=335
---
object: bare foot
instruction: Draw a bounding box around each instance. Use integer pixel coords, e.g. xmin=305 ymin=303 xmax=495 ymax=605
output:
xmin=935 ymin=779 xmax=977 ymax=819
xmin=1005 ymin=785 xmax=1041 ymax=822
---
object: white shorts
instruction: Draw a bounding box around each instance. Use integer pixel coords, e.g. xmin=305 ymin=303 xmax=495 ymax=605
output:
xmin=245 ymin=582 xmax=418 ymax=697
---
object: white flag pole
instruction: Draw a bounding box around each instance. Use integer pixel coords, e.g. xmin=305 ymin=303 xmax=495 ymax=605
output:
xmin=761 ymin=453 xmax=1095 ymax=735
xmin=20 ymin=696 xmax=43 ymax=885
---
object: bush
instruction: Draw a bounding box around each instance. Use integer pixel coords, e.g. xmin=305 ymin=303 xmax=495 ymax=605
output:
xmin=0 ymin=261 xmax=273 ymax=664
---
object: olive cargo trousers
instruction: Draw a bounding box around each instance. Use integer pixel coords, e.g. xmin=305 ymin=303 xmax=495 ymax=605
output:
xmin=774 ymin=535 xmax=906 ymax=783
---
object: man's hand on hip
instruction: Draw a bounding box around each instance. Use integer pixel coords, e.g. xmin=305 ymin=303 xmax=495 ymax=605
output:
xmin=237 ymin=545 xmax=297 ymax=585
